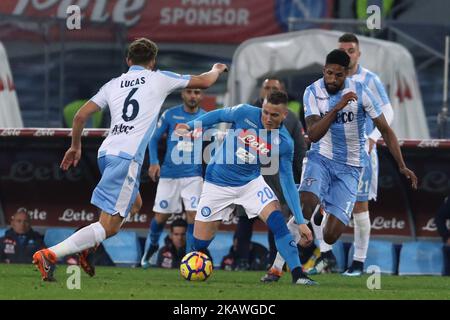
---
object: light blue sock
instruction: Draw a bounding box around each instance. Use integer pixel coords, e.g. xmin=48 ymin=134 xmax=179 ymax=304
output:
xmin=266 ymin=211 xmax=301 ymax=272
xmin=186 ymin=223 xmax=194 ymax=253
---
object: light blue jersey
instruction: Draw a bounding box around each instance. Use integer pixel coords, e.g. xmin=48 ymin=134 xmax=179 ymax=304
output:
xmin=148 ymin=105 xmax=206 ymax=178
xmin=303 ymin=78 xmax=382 ymax=168
xmin=350 ymin=65 xmax=392 ymax=140
xmin=185 ymin=104 xmax=305 ymax=224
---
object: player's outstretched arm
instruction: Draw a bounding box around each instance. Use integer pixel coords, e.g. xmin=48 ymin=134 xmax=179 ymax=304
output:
xmin=373 ymin=114 xmax=418 ymax=189
xmin=187 ymin=63 xmax=228 ymax=89
xmin=60 ymin=101 xmax=101 ymax=171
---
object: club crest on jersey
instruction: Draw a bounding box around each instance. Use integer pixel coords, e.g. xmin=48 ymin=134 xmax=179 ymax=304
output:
xmin=237 ymin=130 xmax=271 ymax=155
xmin=303 ymin=178 xmax=316 ymax=187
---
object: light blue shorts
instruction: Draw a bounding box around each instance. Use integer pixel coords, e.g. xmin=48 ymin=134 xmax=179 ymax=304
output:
xmin=356 ymin=149 xmax=379 ymax=202
xmin=299 ymin=151 xmax=361 ymax=225
xmin=91 ymin=155 xmax=141 ymax=217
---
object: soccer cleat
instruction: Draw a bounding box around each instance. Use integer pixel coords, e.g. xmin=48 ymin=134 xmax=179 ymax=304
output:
xmin=293 ymin=274 xmax=318 ymax=286
xmin=78 ymin=248 xmax=96 ymax=277
xmin=260 ymin=267 xmax=283 ymax=283
xmin=32 ymin=249 xmax=57 ymax=281
xmin=306 ymin=255 xmax=338 ymax=275
xmin=342 ymin=261 xmax=364 ymax=277
xmin=140 ymin=244 xmax=159 ymax=269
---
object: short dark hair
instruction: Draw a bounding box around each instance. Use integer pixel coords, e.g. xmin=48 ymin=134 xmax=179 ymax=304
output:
xmin=266 ymin=90 xmax=288 ymax=105
xmin=338 ymin=33 xmax=359 ymax=45
xmin=325 ymin=49 xmax=350 ymax=68
xmin=170 ymin=218 xmax=187 ymax=231
xmin=127 ymin=38 xmax=158 ymax=65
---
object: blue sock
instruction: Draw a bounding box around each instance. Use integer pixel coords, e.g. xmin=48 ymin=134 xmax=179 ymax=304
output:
xmin=144 ymin=219 xmax=164 ymax=253
xmin=186 ymin=223 xmax=194 ymax=253
xmin=266 ymin=211 xmax=301 ymax=273
xmin=193 ymin=236 xmax=213 ymax=251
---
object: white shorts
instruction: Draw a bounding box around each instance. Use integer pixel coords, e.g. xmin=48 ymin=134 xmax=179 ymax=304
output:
xmin=153 ymin=176 xmax=203 ymax=214
xmin=196 ymin=175 xmax=279 ymax=223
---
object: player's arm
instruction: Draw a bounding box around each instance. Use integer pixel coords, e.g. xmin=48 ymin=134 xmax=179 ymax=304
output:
xmin=303 ymin=87 xmax=357 ymax=142
xmin=60 ymin=101 xmax=101 ymax=171
xmin=148 ymin=111 xmax=169 ymax=181
xmin=372 ymin=114 xmax=417 ymax=189
xmin=278 ymin=148 xmax=313 ymax=245
xmin=177 ymin=105 xmax=245 ymax=134
xmin=187 ymin=63 xmax=228 ymax=89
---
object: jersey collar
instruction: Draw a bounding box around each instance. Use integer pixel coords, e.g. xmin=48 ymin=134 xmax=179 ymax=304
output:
xmin=129 ymin=65 xmax=146 ymax=72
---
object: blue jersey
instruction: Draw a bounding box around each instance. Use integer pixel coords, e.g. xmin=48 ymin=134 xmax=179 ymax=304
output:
xmin=148 ymin=105 xmax=206 ymax=178
xmin=186 ymin=104 xmax=305 ymax=224
xmin=303 ymin=78 xmax=382 ymax=167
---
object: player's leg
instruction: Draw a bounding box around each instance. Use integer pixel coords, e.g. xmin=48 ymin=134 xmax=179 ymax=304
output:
xmin=180 ymin=176 xmax=203 ymax=253
xmin=259 ymin=201 xmax=316 ymax=285
xmin=33 ymin=156 xmax=141 ymax=281
xmin=238 ymin=176 xmax=316 ymax=285
xmin=141 ymin=178 xmax=182 ymax=267
xmin=344 ymin=152 xmax=375 ymax=276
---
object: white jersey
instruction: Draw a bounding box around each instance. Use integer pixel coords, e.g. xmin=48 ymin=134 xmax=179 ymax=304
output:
xmin=349 ymin=65 xmax=393 ymax=142
xmin=303 ymin=78 xmax=382 ymax=167
xmin=91 ymin=66 xmax=190 ymax=164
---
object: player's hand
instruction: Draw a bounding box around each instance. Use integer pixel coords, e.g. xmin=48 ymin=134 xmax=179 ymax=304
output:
xmin=336 ymin=92 xmax=358 ymax=111
xmin=212 ymin=63 xmax=228 ymax=74
xmin=368 ymin=138 xmax=377 ymax=153
xmin=175 ymin=123 xmax=191 ymax=136
xmin=399 ymin=167 xmax=418 ymax=190
xmin=298 ymin=223 xmax=313 ymax=248
xmin=148 ymin=164 xmax=160 ymax=182
xmin=60 ymin=147 xmax=81 ymax=171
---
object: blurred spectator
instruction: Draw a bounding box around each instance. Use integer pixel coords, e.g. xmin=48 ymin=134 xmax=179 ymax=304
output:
xmin=221 ymin=235 xmax=269 ymax=271
xmin=232 ymin=77 xmax=307 ymax=270
xmin=156 ymin=219 xmax=187 ymax=269
xmin=0 ymin=208 xmax=44 ymax=264
xmin=63 ymin=84 xmax=110 ymax=128
xmin=435 ymin=193 xmax=450 ymax=275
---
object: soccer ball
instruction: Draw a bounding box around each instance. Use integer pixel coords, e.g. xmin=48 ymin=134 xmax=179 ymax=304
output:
xmin=180 ymin=251 xmax=213 ymax=281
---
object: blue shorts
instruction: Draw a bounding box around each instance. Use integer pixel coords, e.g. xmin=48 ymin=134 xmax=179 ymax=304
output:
xmin=299 ymin=151 xmax=361 ymax=225
xmin=91 ymin=155 xmax=141 ymax=217
xmin=356 ymin=149 xmax=379 ymax=202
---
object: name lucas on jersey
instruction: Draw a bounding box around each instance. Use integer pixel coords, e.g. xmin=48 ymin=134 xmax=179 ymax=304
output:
xmin=120 ymin=77 xmax=145 ymax=88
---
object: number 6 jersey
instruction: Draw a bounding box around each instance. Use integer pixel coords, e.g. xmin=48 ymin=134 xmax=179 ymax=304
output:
xmin=90 ymin=65 xmax=190 ymax=164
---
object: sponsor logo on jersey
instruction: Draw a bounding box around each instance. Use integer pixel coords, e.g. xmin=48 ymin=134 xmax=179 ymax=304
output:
xmin=173 ymin=115 xmax=185 ymax=120
xmin=235 ymin=147 xmax=256 ymax=163
xmin=111 ymin=124 xmax=135 ymax=135
xmin=321 ymin=111 xmax=355 ymax=124
xmin=237 ymin=130 xmax=271 ymax=155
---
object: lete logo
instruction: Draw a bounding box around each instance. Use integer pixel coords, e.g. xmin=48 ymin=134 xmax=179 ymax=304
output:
xmin=237 ymin=130 xmax=271 ymax=155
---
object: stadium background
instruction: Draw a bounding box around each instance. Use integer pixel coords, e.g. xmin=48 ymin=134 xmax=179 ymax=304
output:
xmin=0 ymin=0 xmax=449 ymax=276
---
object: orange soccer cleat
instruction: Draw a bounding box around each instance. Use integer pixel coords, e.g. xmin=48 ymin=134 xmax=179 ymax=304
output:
xmin=78 ymin=248 xmax=96 ymax=277
xmin=32 ymin=249 xmax=57 ymax=281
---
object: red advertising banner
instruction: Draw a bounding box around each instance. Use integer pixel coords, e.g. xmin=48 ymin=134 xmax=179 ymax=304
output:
xmin=1 ymin=129 xmax=449 ymax=239
xmin=0 ymin=0 xmax=334 ymax=43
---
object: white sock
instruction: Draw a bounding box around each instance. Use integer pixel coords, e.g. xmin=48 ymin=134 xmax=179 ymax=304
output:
xmin=319 ymin=212 xmax=333 ymax=252
xmin=353 ymin=211 xmax=371 ymax=262
xmin=49 ymin=222 xmax=106 ymax=258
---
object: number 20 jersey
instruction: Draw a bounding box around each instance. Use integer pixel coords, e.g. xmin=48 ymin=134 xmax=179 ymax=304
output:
xmin=90 ymin=66 xmax=190 ymax=164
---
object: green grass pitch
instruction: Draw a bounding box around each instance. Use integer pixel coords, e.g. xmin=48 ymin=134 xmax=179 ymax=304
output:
xmin=0 ymin=264 xmax=449 ymax=300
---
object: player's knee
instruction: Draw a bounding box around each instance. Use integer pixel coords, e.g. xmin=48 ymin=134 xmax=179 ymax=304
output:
xmin=104 ymin=224 xmax=120 ymax=238
xmin=323 ymin=231 xmax=338 ymax=245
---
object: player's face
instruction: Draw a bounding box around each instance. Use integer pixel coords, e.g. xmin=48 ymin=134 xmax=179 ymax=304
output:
xmin=170 ymin=226 xmax=186 ymax=249
xmin=261 ymin=102 xmax=288 ymax=130
xmin=182 ymin=89 xmax=203 ymax=109
xmin=11 ymin=212 xmax=30 ymax=235
xmin=260 ymin=79 xmax=283 ymax=100
xmin=323 ymin=64 xmax=347 ymax=94
xmin=338 ymin=42 xmax=360 ymax=69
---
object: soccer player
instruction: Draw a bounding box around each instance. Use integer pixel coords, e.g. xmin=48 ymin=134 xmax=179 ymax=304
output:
xmin=140 ymin=88 xmax=206 ymax=268
xmin=260 ymin=49 xmax=417 ymax=282
xmin=176 ymin=91 xmax=317 ymax=285
xmin=32 ymin=37 xmax=228 ymax=281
